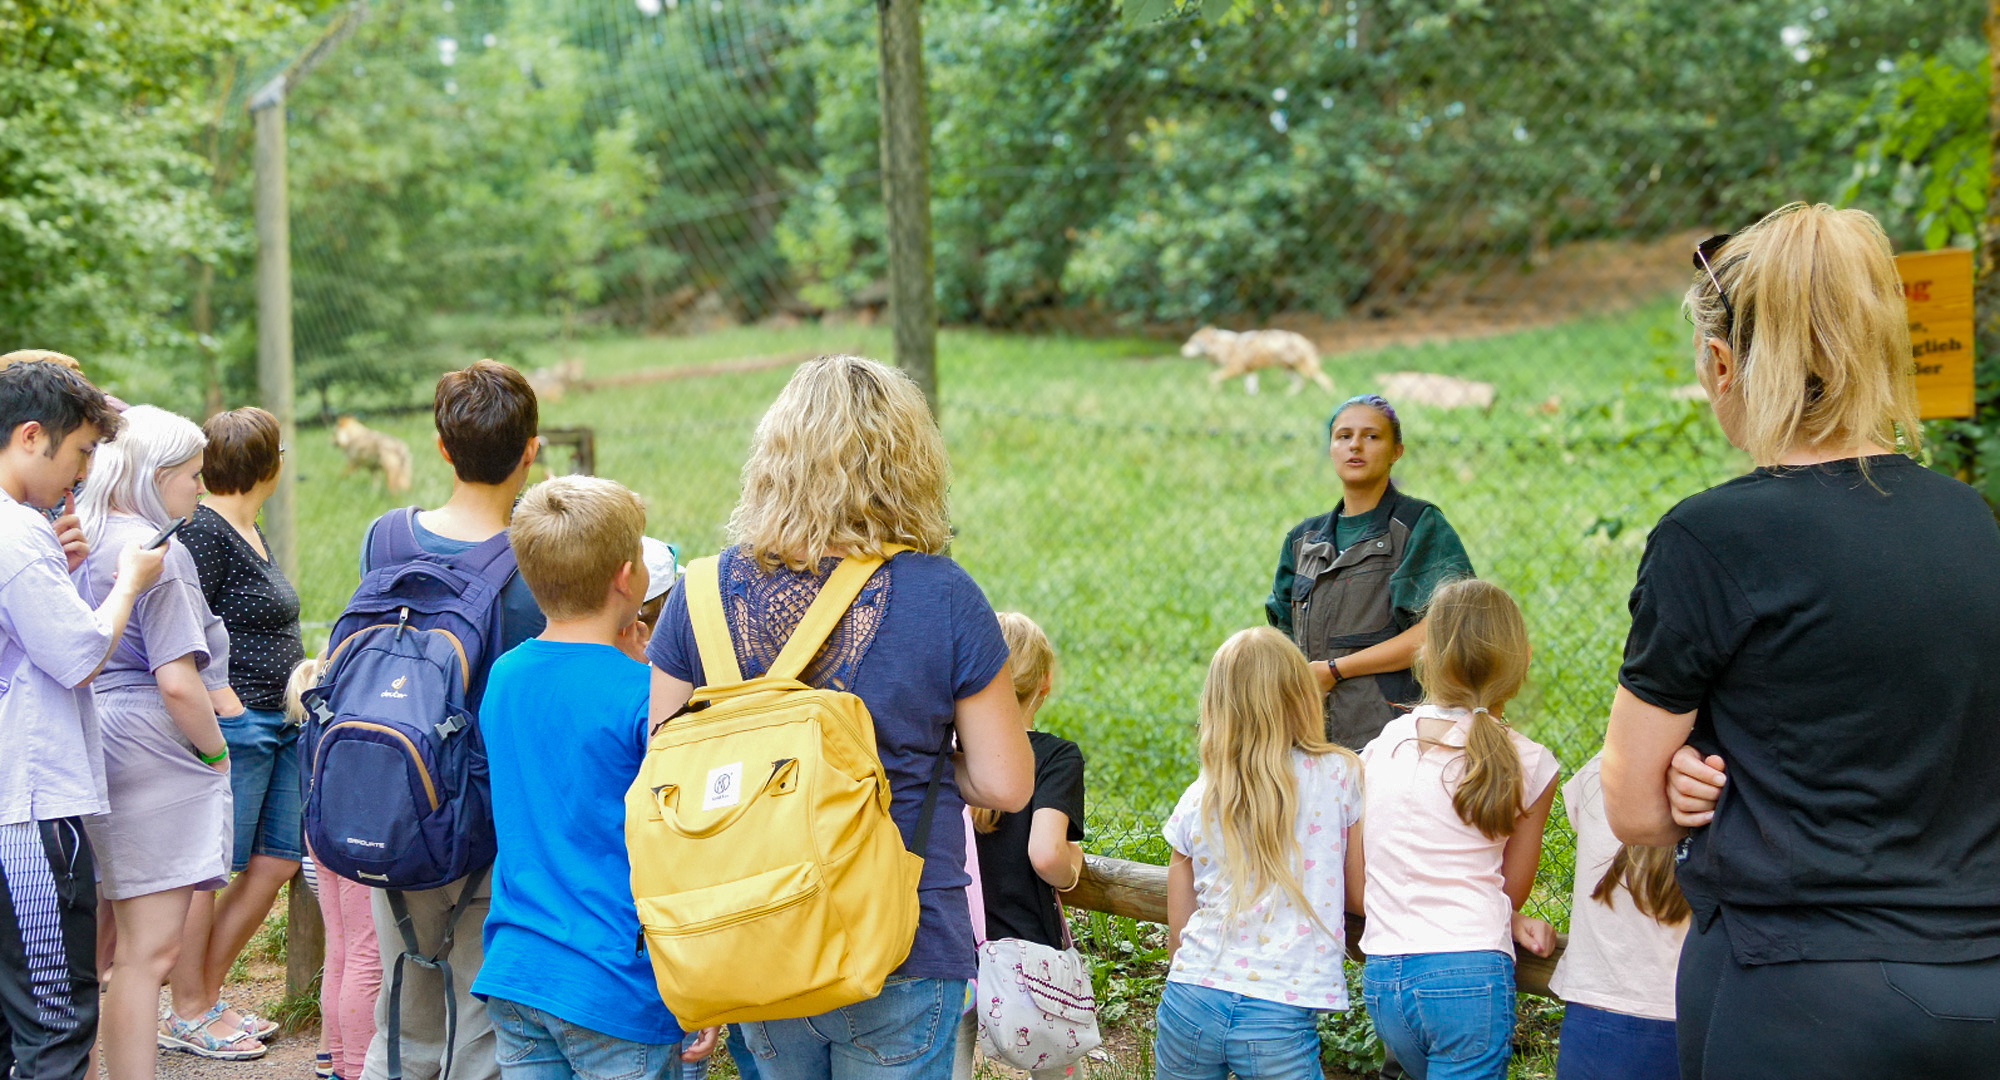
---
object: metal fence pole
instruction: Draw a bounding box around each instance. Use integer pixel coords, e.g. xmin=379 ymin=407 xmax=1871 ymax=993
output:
xmin=251 ymin=78 xmax=297 ymax=584
xmin=876 ymin=0 xmax=939 ymax=412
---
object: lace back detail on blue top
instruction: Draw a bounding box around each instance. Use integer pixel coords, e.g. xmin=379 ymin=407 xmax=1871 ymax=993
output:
xmin=719 ymin=548 xmax=890 ymax=690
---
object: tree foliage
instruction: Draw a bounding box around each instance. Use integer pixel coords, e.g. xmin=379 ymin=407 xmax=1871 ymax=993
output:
xmin=1845 ymin=33 xmax=2000 ymax=509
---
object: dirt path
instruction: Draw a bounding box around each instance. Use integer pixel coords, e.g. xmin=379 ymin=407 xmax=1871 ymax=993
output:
xmin=128 ymin=961 xmax=316 ymax=1080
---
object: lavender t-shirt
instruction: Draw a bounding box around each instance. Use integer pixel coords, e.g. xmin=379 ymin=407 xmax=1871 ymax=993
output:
xmin=0 ymin=491 xmax=115 ymax=825
xmin=80 ymin=514 xmax=229 ymax=694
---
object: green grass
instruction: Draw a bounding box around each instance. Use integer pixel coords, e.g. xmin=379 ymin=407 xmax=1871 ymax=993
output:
xmin=295 ymin=301 xmax=1739 ymax=851
xmin=290 ymin=307 xmax=1722 ymax=1077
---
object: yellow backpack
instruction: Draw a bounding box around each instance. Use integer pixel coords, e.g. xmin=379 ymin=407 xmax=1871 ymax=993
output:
xmin=625 ymin=547 xmax=939 ymax=1028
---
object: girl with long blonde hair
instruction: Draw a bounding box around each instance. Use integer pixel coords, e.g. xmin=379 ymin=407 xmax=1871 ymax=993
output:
xmin=1605 ymin=203 xmax=2000 ymax=1078
xmin=1155 ymin=627 xmax=1363 ymax=1080
xmin=1548 ymin=751 xmax=1687 ymax=1080
xmin=1351 ymin=578 xmax=1559 ymax=1080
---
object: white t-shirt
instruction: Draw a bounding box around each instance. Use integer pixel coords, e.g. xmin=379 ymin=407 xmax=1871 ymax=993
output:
xmin=1357 ymin=705 xmax=1560 ymax=959
xmin=1161 ymin=748 xmax=1362 ymax=1010
xmin=1547 ymin=755 xmax=1687 ymax=1020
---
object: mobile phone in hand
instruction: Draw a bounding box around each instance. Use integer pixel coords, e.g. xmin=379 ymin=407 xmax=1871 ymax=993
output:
xmin=145 ymin=516 xmax=188 ymax=550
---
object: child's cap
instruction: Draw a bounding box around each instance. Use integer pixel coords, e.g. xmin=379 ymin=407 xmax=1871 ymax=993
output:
xmin=642 ymin=537 xmax=681 ymax=602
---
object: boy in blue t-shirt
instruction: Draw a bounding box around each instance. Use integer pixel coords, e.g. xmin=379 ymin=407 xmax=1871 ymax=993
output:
xmin=471 ymin=475 xmax=717 ymax=1079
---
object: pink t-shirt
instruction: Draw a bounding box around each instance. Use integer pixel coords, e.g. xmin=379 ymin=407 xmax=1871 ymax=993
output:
xmin=1357 ymin=705 xmax=1560 ymax=959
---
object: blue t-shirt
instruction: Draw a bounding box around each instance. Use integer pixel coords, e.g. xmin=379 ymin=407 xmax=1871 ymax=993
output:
xmin=356 ymin=514 xmax=546 ymax=658
xmin=646 ymin=548 xmax=1009 ymax=981
xmin=470 ymin=639 xmax=682 ymax=1044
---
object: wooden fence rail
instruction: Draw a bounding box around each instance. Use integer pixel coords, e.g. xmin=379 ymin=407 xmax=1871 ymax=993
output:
xmin=1069 ymin=854 xmax=1567 ymax=1000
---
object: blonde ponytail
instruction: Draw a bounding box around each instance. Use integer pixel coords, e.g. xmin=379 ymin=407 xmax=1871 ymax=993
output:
xmin=1198 ymin=628 xmax=1359 ymax=933
xmin=1415 ymin=578 xmax=1531 ymax=839
xmin=1685 ymin=203 xmax=1920 ymax=465
xmin=973 ymin=612 xmax=1058 ymax=834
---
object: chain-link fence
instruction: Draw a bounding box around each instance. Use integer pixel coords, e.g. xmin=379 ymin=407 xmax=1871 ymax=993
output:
xmin=249 ymin=0 xmax=1983 ymax=930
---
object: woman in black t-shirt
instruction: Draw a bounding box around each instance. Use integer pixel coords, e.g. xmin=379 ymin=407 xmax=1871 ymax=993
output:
xmin=169 ymin=407 xmax=308 ymax=1047
xmin=1601 ymin=204 xmax=2000 ymax=1079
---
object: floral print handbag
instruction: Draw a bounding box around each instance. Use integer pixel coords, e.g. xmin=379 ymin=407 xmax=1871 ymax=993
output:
xmin=974 ymin=899 xmax=1102 ymax=1072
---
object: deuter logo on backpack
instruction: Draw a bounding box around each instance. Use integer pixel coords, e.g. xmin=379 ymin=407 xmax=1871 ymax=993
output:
xmin=300 ymin=509 xmax=518 ymax=892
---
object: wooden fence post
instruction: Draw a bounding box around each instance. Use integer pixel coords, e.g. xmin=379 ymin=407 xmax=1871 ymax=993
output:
xmin=1068 ymin=854 xmax=1568 ymax=1000
xmin=876 ymin=0 xmax=939 ymax=412
xmin=285 ymin=869 xmax=325 ymax=1000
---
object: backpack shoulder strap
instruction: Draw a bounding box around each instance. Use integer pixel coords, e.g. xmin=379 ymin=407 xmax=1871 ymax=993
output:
xmin=683 ymin=556 xmax=743 ymax=686
xmin=365 ymin=508 xmax=424 ymax=573
xmin=768 ymin=544 xmax=910 ymax=682
xmin=454 ymin=529 xmax=520 ymax=587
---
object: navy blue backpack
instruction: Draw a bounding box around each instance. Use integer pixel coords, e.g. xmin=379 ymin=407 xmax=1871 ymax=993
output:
xmin=300 ymin=508 xmax=517 ymax=1080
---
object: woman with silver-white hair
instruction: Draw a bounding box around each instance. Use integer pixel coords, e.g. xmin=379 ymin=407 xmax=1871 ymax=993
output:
xmin=76 ymin=406 xmax=258 ymax=1076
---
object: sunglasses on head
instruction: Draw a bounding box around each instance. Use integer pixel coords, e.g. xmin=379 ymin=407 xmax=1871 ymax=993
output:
xmin=1693 ymin=233 xmax=1736 ymax=332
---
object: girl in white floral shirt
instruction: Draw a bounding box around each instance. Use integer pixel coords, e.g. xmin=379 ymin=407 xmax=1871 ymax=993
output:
xmin=1156 ymin=627 xmax=1364 ymax=1080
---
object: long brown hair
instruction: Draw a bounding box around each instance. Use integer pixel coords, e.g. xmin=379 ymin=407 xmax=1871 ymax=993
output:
xmin=1591 ymin=844 xmax=1690 ymax=926
xmin=972 ymin=612 xmax=1057 ymax=834
xmin=1415 ymin=578 xmax=1531 ymax=840
xmin=1198 ymin=628 xmax=1360 ymax=931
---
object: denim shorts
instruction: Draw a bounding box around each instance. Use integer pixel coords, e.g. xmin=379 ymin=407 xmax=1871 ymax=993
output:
xmin=1151 ymin=981 xmax=1322 ymax=1080
xmin=1361 ymin=951 xmax=1514 ymax=1080
xmin=220 ymin=707 xmax=304 ymax=869
xmin=738 ymin=976 xmax=964 ymax=1080
xmin=489 ymin=997 xmax=695 ymax=1080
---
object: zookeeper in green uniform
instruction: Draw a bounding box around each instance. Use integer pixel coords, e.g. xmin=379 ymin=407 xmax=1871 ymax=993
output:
xmin=1265 ymin=394 xmax=1475 ymax=749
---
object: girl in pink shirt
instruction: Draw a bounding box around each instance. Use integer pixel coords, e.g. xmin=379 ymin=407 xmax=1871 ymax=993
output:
xmin=1156 ymin=627 xmax=1363 ymax=1080
xmin=1350 ymin=579 xmax=1559 ymax=1080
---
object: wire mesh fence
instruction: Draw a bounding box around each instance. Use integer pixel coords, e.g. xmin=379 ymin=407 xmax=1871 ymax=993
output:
xmin=235 ymin=0 xmax=1981 ymax=931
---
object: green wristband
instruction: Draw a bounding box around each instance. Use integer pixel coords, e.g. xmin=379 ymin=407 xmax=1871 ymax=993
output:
xmin=197 ymin=745 xmax=229 ymax=765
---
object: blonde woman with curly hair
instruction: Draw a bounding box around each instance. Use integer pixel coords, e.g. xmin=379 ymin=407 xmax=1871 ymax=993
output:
xmin=1603 ymin=204 xmax=2000 ymax=1078
xmin=646 ymin=355 xmax=1033 ymax=1080
xmin=1154 ymin=627 xmax=1363 ymax=1080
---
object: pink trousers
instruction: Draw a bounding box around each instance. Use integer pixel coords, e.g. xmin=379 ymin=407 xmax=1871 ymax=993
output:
xmin=319 ymin=873 xmax=382 ymax=1080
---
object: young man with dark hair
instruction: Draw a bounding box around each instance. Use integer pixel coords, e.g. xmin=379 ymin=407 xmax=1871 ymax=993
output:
xmin=358 ymin=359 xmax=545 ymax=1080
xmin=0 ymin=361 xmax=165 ymax=1080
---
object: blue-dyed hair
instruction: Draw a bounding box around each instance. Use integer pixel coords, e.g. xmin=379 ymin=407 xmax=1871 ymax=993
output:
xmin=1326 ymin=394 xmax=1402 ymax=445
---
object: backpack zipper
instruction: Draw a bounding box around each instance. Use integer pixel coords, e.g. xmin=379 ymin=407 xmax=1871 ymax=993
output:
xmin=640 ymin=879 xmax=818 ymax=937
xmin=324 ymin=624 xmax=471 ymax=688
xmin=316 ymin=720 xmax=440 ymax=811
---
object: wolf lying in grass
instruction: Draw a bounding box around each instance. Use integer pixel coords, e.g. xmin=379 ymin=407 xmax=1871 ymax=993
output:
xmin=1182 ymin=326 xmax=1334 ymax=394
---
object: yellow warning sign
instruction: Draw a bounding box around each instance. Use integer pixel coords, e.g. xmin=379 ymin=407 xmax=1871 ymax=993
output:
xmin=1894 ymin=249 xmax=1976 ymax=420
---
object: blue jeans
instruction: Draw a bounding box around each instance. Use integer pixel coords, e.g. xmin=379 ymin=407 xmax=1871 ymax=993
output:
xmin=220 ymin=706 xmax=304 ymax=869
xmin=1555 ymin=1003 xmax=1676 ymax=1080
xmin=738 ymin=977 xmax=965 ymax=1080
xmin=1361 ymin=952 xmax=1514 ymax=1080
xmin=489 ymin=997 xmax=695 ymax=1080
xmin=724 ymin=1025 xmax=760 ymax=1080
xmin=1151 ymin=981 xmax=1322 ymax=1080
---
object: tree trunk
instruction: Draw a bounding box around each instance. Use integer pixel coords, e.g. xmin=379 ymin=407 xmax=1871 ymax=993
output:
xmin=876 ymin=0 xmax=938 ymax=412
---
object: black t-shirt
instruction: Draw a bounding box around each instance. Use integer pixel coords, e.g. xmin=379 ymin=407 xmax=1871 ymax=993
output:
xmin=182 ymin=505 xmax=307 ymax=712
xmin=1620 ymin=455 xmax=2000 ymax=965
xmin=976 ymin=730 xmax=1086 ymax=948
